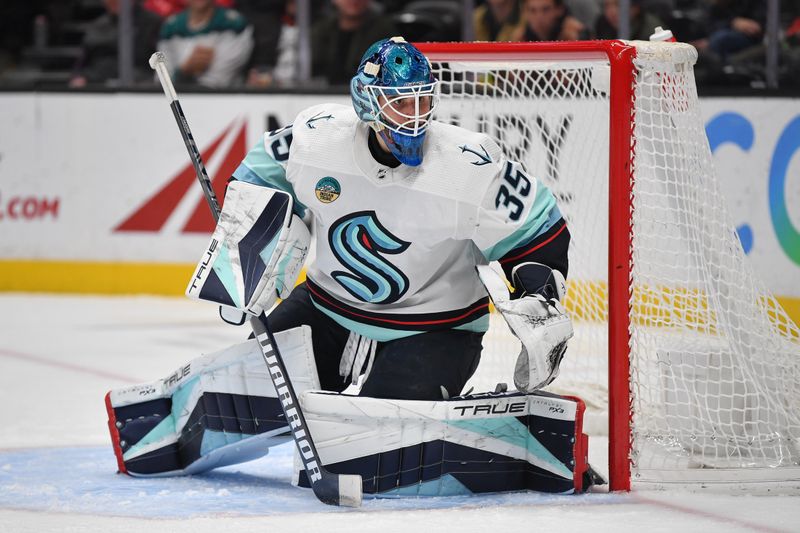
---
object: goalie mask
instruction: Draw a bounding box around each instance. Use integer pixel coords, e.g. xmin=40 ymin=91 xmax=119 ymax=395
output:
xmin=351 ymin=37 xmax=439 ymax=166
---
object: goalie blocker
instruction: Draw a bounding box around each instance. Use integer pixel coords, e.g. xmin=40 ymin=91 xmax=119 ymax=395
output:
xmin=106 ymin=329 xmax=595 ymax=494
xmin=186 ymin=181 xmax=310 ymax=317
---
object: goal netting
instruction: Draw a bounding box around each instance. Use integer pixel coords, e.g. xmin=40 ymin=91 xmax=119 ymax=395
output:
xmin=418 ymin=41 xmax=800 ymax=490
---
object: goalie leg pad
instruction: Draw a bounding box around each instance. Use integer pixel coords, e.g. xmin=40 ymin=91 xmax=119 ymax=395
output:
xmin=105 ymin=326 xmax=319 ymax=477
xmin=294 ymin=390 xmax=592 ymax=495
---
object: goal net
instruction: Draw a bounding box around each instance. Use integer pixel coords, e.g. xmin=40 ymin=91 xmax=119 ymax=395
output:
xmin=418 ymin=41 xmax=800 ymax=490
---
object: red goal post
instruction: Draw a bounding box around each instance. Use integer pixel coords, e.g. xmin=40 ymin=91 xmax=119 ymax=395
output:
xmin=416 ymin=41 xmax=800 ymax=492
xmin=419 ymin=41 xmax=637 ymax=491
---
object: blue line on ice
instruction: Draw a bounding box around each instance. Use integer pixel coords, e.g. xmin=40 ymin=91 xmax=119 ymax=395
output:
xmin=0 ymin=442 xmax=618 ymax=518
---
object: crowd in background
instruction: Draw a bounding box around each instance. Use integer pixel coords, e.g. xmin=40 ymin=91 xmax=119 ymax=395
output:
xmin=1 ymin=0 xmax=799 ymax=89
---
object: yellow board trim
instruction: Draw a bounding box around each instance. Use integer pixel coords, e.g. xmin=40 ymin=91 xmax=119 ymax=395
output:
xmin=0 ymin=259 xmax=309 ymax=296
xmin=0 ymin=260 xmax=797 ymax=331
xmin=0 ymin=260 xmax=195 ymax=295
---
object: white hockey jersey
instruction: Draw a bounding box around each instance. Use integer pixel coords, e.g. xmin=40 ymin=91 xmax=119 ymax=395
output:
xmin=233 ymin=103 xmax=564 ymax=341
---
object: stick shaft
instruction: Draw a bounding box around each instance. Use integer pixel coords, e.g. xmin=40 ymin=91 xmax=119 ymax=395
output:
xmin=150 ymin=51 xmax=220 ymax=221
xmin=148 ymin=52 xmax=361 ymax=507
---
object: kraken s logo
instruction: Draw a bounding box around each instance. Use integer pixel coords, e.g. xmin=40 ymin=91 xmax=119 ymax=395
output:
xmin=329 ymin=211 xmax=411 ymax=304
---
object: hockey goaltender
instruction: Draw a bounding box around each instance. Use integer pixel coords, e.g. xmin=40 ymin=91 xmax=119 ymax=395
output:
xmin=105 ymin=37 xmax=602 ymax=502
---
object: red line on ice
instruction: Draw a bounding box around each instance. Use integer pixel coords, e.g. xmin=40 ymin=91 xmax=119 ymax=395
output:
xmin=0 ymin=348 xmax=140 ymax=383
xmin=633 ymin=493 xmax=790 ymax=533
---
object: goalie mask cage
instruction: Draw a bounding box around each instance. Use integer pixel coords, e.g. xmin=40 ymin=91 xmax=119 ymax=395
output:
xmin=416 ymin=41 xmax=800 ymax=492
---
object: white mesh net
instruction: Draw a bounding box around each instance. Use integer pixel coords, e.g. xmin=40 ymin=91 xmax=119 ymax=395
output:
xmin=427 ymin=41 xmax=800 ymax=486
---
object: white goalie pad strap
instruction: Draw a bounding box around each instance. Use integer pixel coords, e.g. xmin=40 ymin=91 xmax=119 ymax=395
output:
xmin=339 ymin=331 xmax=378 ymax=386
xmin=186 ymin=181 xmax=310 ymax=316
xmin=477 ymin=265 xmax=574 ymax=392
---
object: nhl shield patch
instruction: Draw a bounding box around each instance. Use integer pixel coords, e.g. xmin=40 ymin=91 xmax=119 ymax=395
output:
xmin=315 ymin=177 xmax=341 ymax=203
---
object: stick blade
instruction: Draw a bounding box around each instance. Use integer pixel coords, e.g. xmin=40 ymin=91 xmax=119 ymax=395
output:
xmin=337 ymin=474 xmax=363 ymax=507
xmin=312 ymin=473 xmax=363 ymax=507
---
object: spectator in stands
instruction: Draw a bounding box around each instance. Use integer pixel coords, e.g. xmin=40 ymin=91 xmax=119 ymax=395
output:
xmin=69 ymin=0 xmax=161 ymax=87
xmin=514 ymin=0 xmax=589 ymax=41
xmin=701 ymin=0 xmax=800 ymax=87
xmin=473 ymin=0 xmax=525 ymax=42
xmin=244 ymin=0 xmax=298 ymax=88
xmin=311 ymin=0 xmax=397 ymax=86
xmin=785 ymin=8 xmax=800 ymax=86
xmin=565 ymin=0 xmax=600 ymax=29
xmin=143 ymin=0 xmax=235 ymax=18
xmin=158 ymin=0 xmax=254 ymax=88
xmin=594 ymin=0 xmax=664 ymax=41
xmin=704 ymin=0 xmax=766 ymax=60
xmin=0 ymin=1 xmax=45 ymax=77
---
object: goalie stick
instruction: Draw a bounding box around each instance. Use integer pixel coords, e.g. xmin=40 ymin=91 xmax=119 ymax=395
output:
xmin=148 ymin=51 xmax=362 ymax=508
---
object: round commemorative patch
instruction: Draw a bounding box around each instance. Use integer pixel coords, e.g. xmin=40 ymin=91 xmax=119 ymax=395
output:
xmin=314 ymin=177 xmax=341 ymax=203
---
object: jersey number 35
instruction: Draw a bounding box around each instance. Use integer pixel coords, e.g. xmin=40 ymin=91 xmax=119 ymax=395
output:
xmin=495 ymin=162 xmax=532 ymax=221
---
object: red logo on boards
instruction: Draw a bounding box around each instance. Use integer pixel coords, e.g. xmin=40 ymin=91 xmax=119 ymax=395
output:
xmin=115 ymin=120 xmax=247 ymax=233
xmin=0 ymin=194 xmax=60 ymax=221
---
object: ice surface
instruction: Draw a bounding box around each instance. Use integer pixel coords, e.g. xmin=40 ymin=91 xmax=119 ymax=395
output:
xmin=0 ymin=443 xmax=620 ymax=518
xmin=1 ymin=294 xmax=798 ymax=532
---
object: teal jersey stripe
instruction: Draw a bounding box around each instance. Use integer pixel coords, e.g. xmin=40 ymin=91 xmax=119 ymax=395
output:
xmin=453 ymin=314 xmax=491 ymax=334
xmin=232 ymin=140 xmax=307 ymax=218
xmin=311 ymin=301 xmax=418 ymax=342
xmin=482 ymin=189 xmax=561 ymax=261
xmin=310 ymin=301 xmax=491 ymax=342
